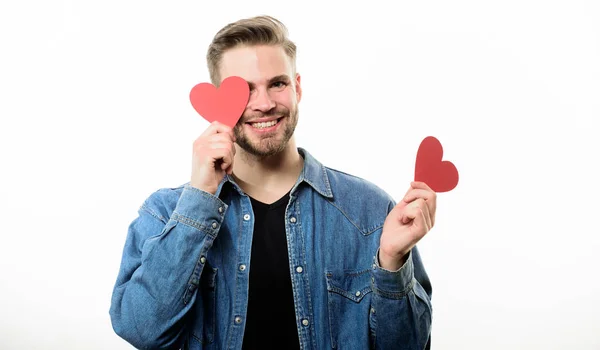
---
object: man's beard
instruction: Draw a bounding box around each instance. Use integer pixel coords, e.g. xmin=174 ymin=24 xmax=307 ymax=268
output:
xmin=233 ymin=104 xmax=298 ymax=158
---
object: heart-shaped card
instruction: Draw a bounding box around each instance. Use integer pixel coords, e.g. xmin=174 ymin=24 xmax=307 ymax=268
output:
xmin=189 ymin=76 xmax=250 ymax=128
xmin=414 ymin=136 xmax=459 ymax=193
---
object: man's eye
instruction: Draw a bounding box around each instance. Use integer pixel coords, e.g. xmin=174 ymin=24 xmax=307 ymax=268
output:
xmin=272 ymin=81 xmax=287 ymax=88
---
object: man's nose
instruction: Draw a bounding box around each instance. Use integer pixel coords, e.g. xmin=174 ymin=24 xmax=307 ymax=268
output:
xmin=249 ymin=88 xmax=276 ymax=112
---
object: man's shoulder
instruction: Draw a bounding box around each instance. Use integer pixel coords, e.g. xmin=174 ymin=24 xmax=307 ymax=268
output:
xmin=324 ymin=166 xmax=394 ymax=203
xmin=318 ymin=166 xmax=396 ymax=234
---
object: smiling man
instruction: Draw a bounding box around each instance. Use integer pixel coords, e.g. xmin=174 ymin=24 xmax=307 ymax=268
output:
xmin=110 ymin=15 xmax=434 ymax=350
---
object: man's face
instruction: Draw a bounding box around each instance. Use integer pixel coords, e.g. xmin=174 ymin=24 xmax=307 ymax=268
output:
xmin=219 ymin=45 xmax=302 ymax=158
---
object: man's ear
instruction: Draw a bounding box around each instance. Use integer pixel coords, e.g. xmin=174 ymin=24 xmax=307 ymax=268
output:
xmin=295 ymin=73 xmax=302 ymax=103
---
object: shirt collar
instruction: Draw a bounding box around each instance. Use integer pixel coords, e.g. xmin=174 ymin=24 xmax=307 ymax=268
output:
xmin=213 ymin=147 xmax=333 ymax=199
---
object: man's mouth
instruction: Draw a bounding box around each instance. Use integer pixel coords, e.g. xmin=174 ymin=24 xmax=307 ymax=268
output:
xmin=246 ymin=117 xmax=283 ymax=129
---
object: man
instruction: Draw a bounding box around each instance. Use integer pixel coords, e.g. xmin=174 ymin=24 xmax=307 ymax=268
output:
xmin=110 ymin=15 xmax=434 ymax=350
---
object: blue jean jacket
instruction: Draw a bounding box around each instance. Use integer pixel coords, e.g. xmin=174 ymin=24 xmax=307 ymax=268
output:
xmin=110 ymin=147 xmax=432 ymax=350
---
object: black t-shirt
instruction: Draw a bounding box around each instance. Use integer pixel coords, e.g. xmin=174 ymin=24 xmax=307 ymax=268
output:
xmin=241 ymin=191 xmax=300 ymax=350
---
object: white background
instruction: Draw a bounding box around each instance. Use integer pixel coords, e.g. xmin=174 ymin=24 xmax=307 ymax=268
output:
xmin=1 ymin=0 xmax=599 ymax=349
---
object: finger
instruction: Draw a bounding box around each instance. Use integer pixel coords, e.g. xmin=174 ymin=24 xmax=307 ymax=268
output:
xmin=400 ymin=214 xmax=411 ymax=225
xmin=398 ymin=180 xmax=430 ymax=204
xmin=403 ymin=189 xmax=436 ymax=219
xmin=401 ymin=198 xmax=425 ymax=225
xmin=200 ymin=121 xmax=234 ymax=138
xmin=403 ymin=189 xmax=435 ymax=203
xmin=207 ymin=132 xmax=236 ymax=144
xmin=402 ymin=199 xmax=432 ymax=230
xmin=207 ymin=142 xmax=232 ymax=151
xmin=402 ymin=204 xmax=430 ymax=240
xmin=411 ymin=181 xmax=434 ymax=192
xmin=207 ymin=143 xmax=234 ymax=164
xmin=393 ymin=181 xmax=429 ymax=219
xmin=211 ymin=147 xmax=234 ymax=170
xmin=413 ymin=198 xmax=432 ymax=231
xmin=405 ymin=187 xmax=436 ymax=224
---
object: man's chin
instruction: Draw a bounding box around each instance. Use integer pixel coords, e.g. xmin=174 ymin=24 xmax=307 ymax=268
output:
xmin=237 ymin=138 xmax=287 ymax=158
xmin=247 ymin=144 xmax=285 ymax=158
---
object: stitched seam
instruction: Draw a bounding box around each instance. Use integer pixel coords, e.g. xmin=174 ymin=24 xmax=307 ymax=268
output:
xmin=325 ymin=269 xmax=373 ymax=301
xmin=325 ymin=200 xmax=382 ymax=236
xmin=334 ymin=269 xmax=371 ymax=277
xmin=227 ymin=209 xmax=245 ymax=350
xmin=284 ymin=200 xmax=303 ymax=347
xmin=321 ymin=163 xmax=333 ymax=194
xmin=328 ymin=286 xmax=372 ymax=302
xmin=139 ymin=204 xmax=167 ymax=224
xmin=182 ymin=250 xmax=208 ymax=305
xmin=373 ymin=277 xmax=416 ymax=299
xmin=182 ymin=284 xmax=194 ymax=305
xmin=321 ymin=166 xmax=395 ymax=234
xmin=298 ymin=151 xmax=333 ymax=198
xmin=303 ymin=176 xmax=331 ymax=198
xmin=171 ymin=213 xmax=215 ymax=237
xmin=184 ymin=184 xmax=228 ymax=206
xmin=190 ymin=333 xmax=205 ymax=345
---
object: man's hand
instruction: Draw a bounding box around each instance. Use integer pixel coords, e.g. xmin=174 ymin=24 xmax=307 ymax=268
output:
xmin=379 ymin=181 xmax=437 ymax=271
xmin=190 ymin=121 xmax=237 ymax=195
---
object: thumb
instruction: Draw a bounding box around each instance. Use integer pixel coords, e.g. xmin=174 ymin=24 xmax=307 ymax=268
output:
xmin=400 ymin=214 xmax=412 ymax=225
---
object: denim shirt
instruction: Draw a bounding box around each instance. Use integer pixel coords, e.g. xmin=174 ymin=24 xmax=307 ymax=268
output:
xmin=110 ymin=147 xmax=433 ymax=350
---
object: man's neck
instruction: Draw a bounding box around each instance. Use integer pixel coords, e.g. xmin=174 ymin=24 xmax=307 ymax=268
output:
xmin=231 ymin=140 xmax=304 ymax=204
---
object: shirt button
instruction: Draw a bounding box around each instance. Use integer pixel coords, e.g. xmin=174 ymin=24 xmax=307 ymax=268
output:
xmin=239 ymin=264 xmax=246 ymax=271
xmin=218 ymin=207 xmax=223 ymax=213
xmin=235 ymin=316 xmax=242 ymax=324
xmin=243 ymin=214 xmax=250 ymax=221
xmin=355 ymin=291 xmax=361 ymax=297
xmin=296 ymin=266 xmax=303 ymax=273
xmin=290 ymin=216 xmax=296 ymax=223
xmin=302 ymin=318 xmax=309 ymax=326
xmin=371 ymin=307 xmax=376 ymax=314
xmin=200 ymin=256 xmax=206 ymax=264
xmin=212 ymin=222 xmax=218 ymax=229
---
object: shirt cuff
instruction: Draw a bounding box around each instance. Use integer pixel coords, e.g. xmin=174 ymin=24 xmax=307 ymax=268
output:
xmin=170 ymin=184 xmax=228 ymax=237
xmin=371 ymin=248 xmax=415 ymax=299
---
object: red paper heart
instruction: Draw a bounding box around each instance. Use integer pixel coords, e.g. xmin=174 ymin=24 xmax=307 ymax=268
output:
xmin=414 ymin=136 xmax=459 ymax=193
xmin=189 ymin=76 xmax=250 ymax=128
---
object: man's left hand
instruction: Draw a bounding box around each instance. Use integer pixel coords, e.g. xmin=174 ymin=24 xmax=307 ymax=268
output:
xmin=379 ymin=181 xmax=437 ymax=271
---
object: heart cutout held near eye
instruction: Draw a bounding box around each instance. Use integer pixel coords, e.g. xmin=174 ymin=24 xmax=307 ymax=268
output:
xmin=189 ymin=76 xmax=250 ymax=128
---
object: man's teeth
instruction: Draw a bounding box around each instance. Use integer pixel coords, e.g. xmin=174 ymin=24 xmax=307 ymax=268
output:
xmin=251 ymin=120 xmax=278 ymax=129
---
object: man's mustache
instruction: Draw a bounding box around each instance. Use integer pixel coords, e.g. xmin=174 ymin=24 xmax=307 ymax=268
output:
xmin=241 ymin=108 xmax=288 ymax=122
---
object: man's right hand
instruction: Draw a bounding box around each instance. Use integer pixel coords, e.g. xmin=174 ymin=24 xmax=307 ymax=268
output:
xmin=190 ymin=121 xmax=237 ymax=195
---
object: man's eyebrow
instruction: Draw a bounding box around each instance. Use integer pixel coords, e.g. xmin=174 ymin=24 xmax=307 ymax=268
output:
xmin=247 ymin=75 xmax=291 ymax=90
xmin=268 ymin=74 xmax=291 ymax=83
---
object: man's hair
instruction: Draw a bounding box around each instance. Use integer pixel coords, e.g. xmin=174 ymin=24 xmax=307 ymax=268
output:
xmin=206 ymin=15 xmax=297 ymax=85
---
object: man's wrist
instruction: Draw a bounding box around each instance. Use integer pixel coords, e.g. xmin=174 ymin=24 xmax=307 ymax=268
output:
xmin=378 ymin=250 xmax=409 ymax=272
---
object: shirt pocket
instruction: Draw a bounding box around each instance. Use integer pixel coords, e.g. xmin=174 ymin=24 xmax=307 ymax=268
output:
xmin=325 ymin=268 xmax=373 ymax=349
xmin=190 ymin=266 xmax=218 ymax=345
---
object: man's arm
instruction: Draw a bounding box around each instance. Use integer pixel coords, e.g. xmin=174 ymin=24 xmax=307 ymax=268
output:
xmin=369 ymin=181 xmax=436 ymax=350
xmin=370 ymin=246 xmax=433 ymax=350
xmin=109 ymin=185 xmax=227 ymax=349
